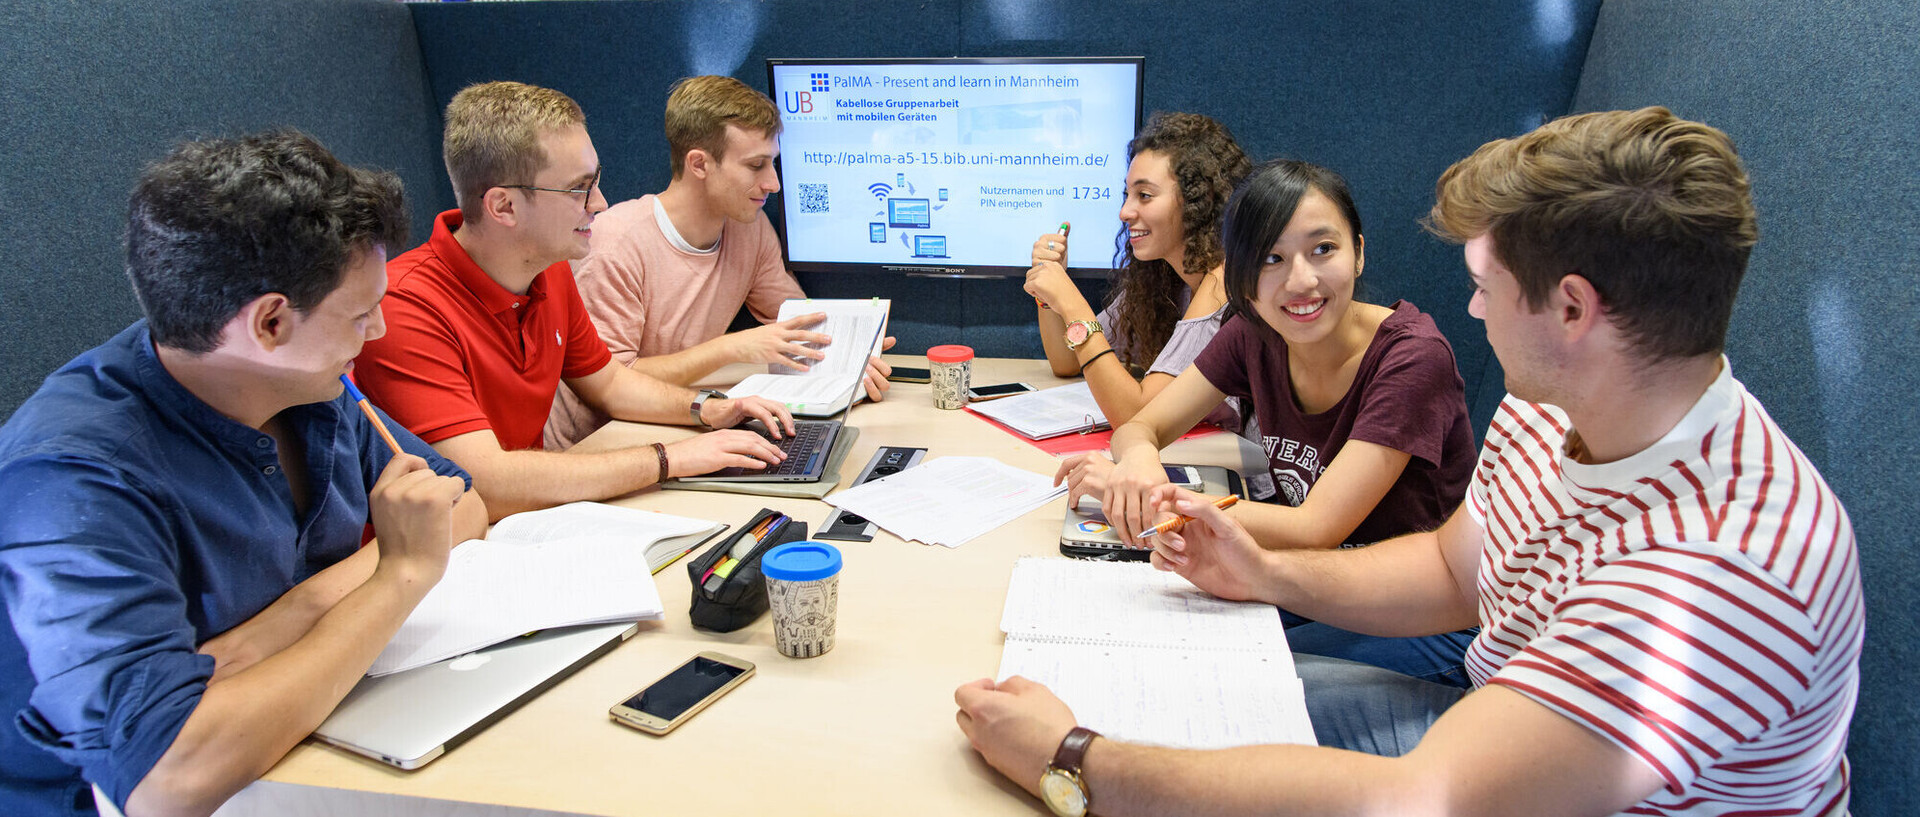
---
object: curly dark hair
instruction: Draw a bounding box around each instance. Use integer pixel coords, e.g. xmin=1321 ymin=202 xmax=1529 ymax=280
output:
xmin=1104 ymin=112 xmax=1251 ymax=372
xmin=127 ymin=129 xmax=409 ymax=354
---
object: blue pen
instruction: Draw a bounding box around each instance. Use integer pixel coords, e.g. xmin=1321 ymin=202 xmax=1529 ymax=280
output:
xmin=340 ymin=374 xmax=404 ymax=456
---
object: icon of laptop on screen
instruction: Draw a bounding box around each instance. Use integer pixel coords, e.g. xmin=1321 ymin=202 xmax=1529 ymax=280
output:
xmin=887 ymin=198 xmax=931 ymax=229
xmin=911 ymin=235 xmax=949 ymax=258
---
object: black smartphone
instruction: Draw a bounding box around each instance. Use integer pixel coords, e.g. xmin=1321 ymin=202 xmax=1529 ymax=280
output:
xmin=966 ymin=382 xmax=1037 ymax=401
xmin=887 ymin=366 xmax=931 ymax=384
xmin=608 ymin=652 xmax=755 ymax=735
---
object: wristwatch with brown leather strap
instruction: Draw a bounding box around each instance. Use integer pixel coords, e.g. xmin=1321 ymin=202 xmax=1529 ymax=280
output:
xmin=1040 ymin=726 xmax=1099 ymax=816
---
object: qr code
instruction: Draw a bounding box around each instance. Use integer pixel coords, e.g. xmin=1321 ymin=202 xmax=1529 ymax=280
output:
xmin=796 ymin=183 xmax=829 ymax=214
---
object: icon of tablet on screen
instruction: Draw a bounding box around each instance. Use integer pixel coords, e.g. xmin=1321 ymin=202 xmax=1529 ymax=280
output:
xmin=887 ymin=199 xmax=931 ymax=229
xmin=938 ymin=188 xmax=949 ymax=201
xmin=869 ymin=223 xmax=886 ymax=243
xmin=911 ymin=235 xmax=948 ymax=258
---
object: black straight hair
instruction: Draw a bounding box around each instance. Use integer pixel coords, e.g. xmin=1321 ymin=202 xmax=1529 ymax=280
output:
xmin=1220 ymin=159 xmax=1365 ymax=325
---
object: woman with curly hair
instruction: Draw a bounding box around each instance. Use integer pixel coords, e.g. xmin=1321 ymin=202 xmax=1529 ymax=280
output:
xmin=1024 ymin=112 xmax=1251 ymax=429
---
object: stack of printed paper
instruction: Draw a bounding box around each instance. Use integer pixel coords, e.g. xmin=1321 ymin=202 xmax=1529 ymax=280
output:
xmin=825 ymin=456 xmax=1066 ymax=547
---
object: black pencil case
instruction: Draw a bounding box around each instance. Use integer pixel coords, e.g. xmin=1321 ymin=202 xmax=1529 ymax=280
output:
xmin=687 ymin=507 xmax=809 ymax=632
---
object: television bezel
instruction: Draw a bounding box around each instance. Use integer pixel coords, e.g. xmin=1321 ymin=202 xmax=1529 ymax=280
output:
xmin=764 ymin=56 xmax=1146 ymax=279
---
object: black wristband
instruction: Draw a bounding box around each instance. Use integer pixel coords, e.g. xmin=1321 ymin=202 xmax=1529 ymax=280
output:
xmin=651 ymin=442 xmax=670 ymax=482
xmin=1077 ymin=348 xmax=1116 ymax=375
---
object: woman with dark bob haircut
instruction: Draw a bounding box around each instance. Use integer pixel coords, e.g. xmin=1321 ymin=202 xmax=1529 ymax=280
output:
xmin=1025 ymin=112 xmax=1251 ymax=431
xmin=1086 ymin=159 xmax=1482 ymax=682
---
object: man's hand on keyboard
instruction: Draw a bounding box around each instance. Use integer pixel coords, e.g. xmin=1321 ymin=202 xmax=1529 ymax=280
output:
xmin=698 ymin=395 xmax=796 ymax=439
xmin=664 ymin=430 xmax=787 ymax=478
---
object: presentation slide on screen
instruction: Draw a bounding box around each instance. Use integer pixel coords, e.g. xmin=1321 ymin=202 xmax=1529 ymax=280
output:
xmin=771 ymin=62 xmax=1138 ymax=270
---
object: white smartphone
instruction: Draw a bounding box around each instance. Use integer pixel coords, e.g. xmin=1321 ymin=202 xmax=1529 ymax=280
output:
xmin=1163 ymin=464 xmax=1203 ymax=489
xmin=609 ymin=651 xmax=755 ymax=736
xmin=966 ymin=382 xmax=1037 ymax=401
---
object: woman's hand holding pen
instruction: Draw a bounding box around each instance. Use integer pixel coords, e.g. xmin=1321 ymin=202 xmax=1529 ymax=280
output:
xmin=1030 ymin=226 xmax=1069 ymax=269
xmin=1025 ymin=226 xmax=1086 ymax=316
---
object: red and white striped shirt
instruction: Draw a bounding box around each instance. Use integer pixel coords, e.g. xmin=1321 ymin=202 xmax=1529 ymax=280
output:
xmin=1465 ymin=362 xmax=1860 ymax=816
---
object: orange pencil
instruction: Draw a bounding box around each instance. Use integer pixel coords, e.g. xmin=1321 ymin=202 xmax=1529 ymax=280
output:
xmin=1136 ymin=494 xmax=1239 ymax=539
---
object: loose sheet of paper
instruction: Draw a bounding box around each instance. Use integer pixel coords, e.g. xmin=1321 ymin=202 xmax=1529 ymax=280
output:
xmin=486 ymin=500 xmax=719 ymax=568
xmin=825 ymin=456 xmax=1066 ymax=547
xmin=487 ymin=501 xmax=713 ymax=545
xmin=369 ymin=534 xmax=666 ymax=676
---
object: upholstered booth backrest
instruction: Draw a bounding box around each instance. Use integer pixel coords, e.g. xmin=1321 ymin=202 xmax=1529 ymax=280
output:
xmin=1572 ymin=4 xmax=1920 ymax=815
xmin=0 ymin=2 xmax=1912 ymax=813
xmin=407 ymin=0 xmax=1602 ymax=433
xmin=0 ymin=0 xmax=451 ymax=416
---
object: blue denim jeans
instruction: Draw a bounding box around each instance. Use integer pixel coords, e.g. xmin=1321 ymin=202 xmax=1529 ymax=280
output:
xmin=1278 ymin=609 xmax=1478 ymax=689
xmin=1298 ymin=654 xmax=1471 ymax=756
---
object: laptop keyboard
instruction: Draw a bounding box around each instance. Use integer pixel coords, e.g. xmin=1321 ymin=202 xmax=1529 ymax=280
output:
xmin=756 ymin=421 xmax=835 ymax=476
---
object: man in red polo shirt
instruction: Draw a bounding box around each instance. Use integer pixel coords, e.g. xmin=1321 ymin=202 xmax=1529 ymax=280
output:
xmin=355 ymin=81 xmax=792 ymax=520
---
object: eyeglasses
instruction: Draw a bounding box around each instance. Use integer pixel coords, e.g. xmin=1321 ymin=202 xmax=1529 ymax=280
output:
xmin=497 ymin=168 xmax=602 ymax=212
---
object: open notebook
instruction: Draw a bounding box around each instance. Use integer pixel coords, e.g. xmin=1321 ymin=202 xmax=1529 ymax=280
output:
xmin=996 ymin=557 xmax=1315 ymax=749
xmin=726 ymin=298 xmax=889 ymax=417
xmin=966 ymin=381 xmax=1108 ymax=439
xmin=367 ymin=502 xmax=723 ymax=676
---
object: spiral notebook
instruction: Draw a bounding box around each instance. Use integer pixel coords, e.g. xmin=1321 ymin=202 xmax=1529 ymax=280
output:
xmin=995 ymin=557 xmax=1315 ymax=749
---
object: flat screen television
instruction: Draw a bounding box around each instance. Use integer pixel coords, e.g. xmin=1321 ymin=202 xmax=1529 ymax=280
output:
xmin=765 ymin=57 xmax=1144 ymax=278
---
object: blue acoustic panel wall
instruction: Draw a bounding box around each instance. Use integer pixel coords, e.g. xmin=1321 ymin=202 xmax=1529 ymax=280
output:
xmin=407 ymin=0 xmax=1032 ymax=357
xmin=412 ymin=1 xmax=1599 ymax=370
xmin=0 ymin=0 xmax=450 ymax=420
xmin=962 ymin=0 xmax=1603 ymax=433
xmin=1572 ymin=2 xmax=1919 ymax=814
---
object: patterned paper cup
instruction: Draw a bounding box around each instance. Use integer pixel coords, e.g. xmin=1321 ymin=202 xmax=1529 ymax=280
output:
xmin=927 ymin=345 xmax=974 ymax=410
xmin=761 ymin=541 xmax=843 ymax=658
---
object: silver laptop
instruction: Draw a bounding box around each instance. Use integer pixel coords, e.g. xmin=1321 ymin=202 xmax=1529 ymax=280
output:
xmin=1059 ymin=466 xmax=1246 ymax=561
xmin=312 ymin=622 xmax=638 ymax=769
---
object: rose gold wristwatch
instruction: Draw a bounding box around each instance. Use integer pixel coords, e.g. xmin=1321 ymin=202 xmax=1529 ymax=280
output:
xmin=1063 ymin=319 xmax=1103 ymax=351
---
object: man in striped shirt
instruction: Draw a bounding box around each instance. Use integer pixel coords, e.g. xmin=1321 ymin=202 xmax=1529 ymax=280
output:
xmin=955 ymin=106 xmax=1859 ymax=817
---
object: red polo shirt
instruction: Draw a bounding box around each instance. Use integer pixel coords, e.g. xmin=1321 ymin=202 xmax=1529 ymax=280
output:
xmin=354 ymin=210 xmax=612 ymax=451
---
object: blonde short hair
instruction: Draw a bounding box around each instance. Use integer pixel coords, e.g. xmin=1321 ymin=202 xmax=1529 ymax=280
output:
xmin=444 ymin=81 xmax=586 ymax=219
xmin=664 ymin=75 xmax=781 ymax=177
xmin=1427 ymin=106 xmax=1758 ymax=361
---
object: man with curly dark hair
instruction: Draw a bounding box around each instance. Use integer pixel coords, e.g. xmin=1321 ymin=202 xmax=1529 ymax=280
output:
xmin=0 ymin=130 xmax=486 ymax=816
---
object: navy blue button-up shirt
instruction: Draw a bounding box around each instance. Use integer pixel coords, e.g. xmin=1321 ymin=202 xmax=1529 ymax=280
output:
xmin=0 ymin=322 xmax=470 ymax=815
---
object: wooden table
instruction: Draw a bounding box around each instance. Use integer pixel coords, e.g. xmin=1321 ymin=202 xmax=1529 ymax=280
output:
xmin=235 ymin=356 xmax=1255 ymax=817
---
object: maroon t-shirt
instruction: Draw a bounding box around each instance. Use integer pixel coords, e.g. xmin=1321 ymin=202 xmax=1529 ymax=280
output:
xmin=1193 ymin=301 xmax=1474 ymax=545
